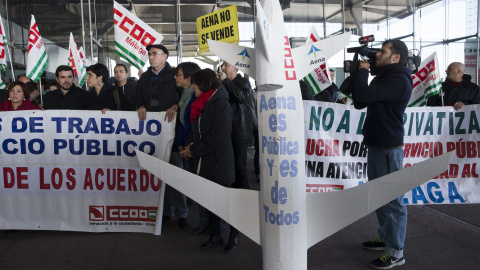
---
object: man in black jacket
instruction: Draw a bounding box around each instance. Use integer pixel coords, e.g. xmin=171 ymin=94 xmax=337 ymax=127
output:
xmin=427 ymin=62 xmax=480 ymax=109
xmin=136 ymin=44 xmax=189 ymax=231
xmin=113 ymin=63 xmax=137 ymax=111
xmin=43 ymin=65 xmax=86 ymax=110
xmin=352 ymin=40 xmax=413 ymax=269
xmin=218 ymin=61 xmax=253 ymax=253
xmin=314 ymin=69 xmax=339 ymax=102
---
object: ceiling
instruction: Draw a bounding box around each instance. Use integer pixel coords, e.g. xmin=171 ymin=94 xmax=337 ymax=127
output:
xmin=2 ymin=0 xmax=439 ymax=60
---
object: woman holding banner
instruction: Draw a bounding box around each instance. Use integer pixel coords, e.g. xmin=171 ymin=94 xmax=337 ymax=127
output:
xmin=0 ymin=81 xmax=39 ymax=111
xmin=180 ymin=68 xmax=235 ymax=250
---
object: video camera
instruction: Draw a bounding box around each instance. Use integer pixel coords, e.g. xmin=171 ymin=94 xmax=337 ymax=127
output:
xmin=339 ymin=35 xmax=421 ymax=95
xmin=343 ymin=35 xmax=380 ymax=74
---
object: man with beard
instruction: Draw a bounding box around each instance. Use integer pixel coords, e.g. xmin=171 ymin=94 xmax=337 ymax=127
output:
xmin=352 ymin=40 xmax=413 ymax=269
xmin=43 ymin=65 xmax=87 ymax=110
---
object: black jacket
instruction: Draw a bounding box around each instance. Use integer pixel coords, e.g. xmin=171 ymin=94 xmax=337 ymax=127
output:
xmin=81 ymin=84 xmax=129 ymax=111
xmin=314 ymin=82 xmax=339 ymax=102
xmin=113 ymin=77 xmax=137 ymax=111
xmin=136 ymin=63 xmax=181 ymax=111
xmin=0 ymin=90 xmax=7 ymax=103
xmin=352 ymin=64 xmax=413 ymax=148
xmin=221 ymin=74 xmax=253 ymax=141
xmin=190 ymin=86 xmax=234 ymax=187
xmin=299 ymin=80 xmax=315 ymax=100
xmin=427 ymin=74 xmax=480 ymax=106
xmin=43 ymin=86 xmax=87 ymax=110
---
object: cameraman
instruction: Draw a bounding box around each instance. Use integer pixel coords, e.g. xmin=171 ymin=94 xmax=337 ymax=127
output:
xmin=351 ymin=40 xmax=413 ymax=270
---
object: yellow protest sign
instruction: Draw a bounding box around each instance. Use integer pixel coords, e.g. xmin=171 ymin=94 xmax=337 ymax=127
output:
xmin=196 ymin=5 xmax=239 ymax=53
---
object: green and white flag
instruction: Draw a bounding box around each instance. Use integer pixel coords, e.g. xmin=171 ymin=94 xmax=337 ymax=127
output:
xmin=68 ymin=33 xmax=87 ymax=87
xmin=302 ymin=26 xmax=332 ymax=95
xmin=0 ymin=74 xmax=6 ymax=90
xmin=26 ymin=15 xmax=48 ymax=83
xmin=0 ymin=15 xmax=8 ymax=73
xmin=408 ymin=52 xmax=442 ymax=107
xmin=113 ymin=1 xmax=164 ymax=69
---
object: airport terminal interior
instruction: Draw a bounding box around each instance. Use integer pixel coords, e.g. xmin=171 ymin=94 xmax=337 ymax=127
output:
xmin=1 ymin=1 xmax=480 ymax=269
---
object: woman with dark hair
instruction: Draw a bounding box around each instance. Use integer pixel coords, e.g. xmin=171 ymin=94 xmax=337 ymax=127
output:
xmin=175 ymin=62 xmax=209 ymax=234
xmin=180 ymin=68 xmax=234 ymax=249
xmin=82 ymin=63 xmax=129 ymax=112
xmin=0 ymin=81 xmax=39 ymax=111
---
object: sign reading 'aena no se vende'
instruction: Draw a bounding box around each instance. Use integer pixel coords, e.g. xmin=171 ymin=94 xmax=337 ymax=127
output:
xmin=196 ymin=5 xmax=239 ymax=53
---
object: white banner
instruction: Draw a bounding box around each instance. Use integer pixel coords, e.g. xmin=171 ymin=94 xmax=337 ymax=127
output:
xmin=408 ymin=52 xmax=442 ymax=107
xmin=113 ymin=1 xmax=164 ymax=69
xmin=68 ymin=33 xmax=87 ymax=86
xmin=0 ymin=110 xmax=175 ymax=234
xmin=26 ymin=15 xmax=48 ymax=83
xmin=304 ymin=101 xmax=480 ymax=204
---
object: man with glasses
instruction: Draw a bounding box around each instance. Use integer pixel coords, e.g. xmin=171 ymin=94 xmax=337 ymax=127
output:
xmin=136 ymin=44 xmax=190 ymax=231
xmin=352 ymin=40 xmax=413 ymax=269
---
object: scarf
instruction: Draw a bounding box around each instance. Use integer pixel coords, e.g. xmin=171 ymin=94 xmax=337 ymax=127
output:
xmin=190 ymin=89 xmax=215 ymax=123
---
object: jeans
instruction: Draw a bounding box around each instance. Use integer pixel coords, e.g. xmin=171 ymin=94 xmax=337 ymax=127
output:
xmin=367 ymin=147 xmax=407 ymax=258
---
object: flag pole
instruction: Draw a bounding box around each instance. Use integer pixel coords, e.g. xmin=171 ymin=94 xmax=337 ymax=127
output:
xmin=39 ymin=78 xmax=43 ymax=104
xmin=3 ymin=0 xmax=15 ymax=81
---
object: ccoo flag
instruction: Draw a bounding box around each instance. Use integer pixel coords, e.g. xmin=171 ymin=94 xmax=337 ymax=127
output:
xmin=408 ymin=52 xmax=442 ymax=107
xmin=0 ymin=15 xmax=8 ymax=73
xmin=302 ymin=26 xmax=332 ymax=95
xmin=68 ymin=33 xmax=87 ymax=87
xmin=114 ymin=1 xmax=164 ymax=69
xmin=26 ymin=15 xmax=48 ymax=83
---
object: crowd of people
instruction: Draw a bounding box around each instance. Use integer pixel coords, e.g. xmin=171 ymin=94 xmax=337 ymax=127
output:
xmin=0 ymin=41 xmax=479 ymax=262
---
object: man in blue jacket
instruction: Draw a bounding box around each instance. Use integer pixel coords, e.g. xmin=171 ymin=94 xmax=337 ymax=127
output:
xmin=352 ymin=40 xmax=413 ymax=269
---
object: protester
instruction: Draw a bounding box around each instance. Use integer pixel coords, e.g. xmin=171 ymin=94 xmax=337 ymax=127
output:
xmin=136 ymin=44 xmax=189 ymax=230
xmin=113 ymin=63 xmax=137 ymax=111
xmin=314 ymin=69 xmax=339 ymax=102
xmin=179 ymin=69 xmax=235 ymax=250
xmin=217 ymin=61 xmax=253 ymax=252
xmin=427 ymin=62 xmax=480 ymax=109
xmin=26 ymin=81 xmax=40 ymax=106
xmin=17 ymin=74 xmax=31 ymax=83
xmin=175 ymin=62 xmax=208 ymax=233
xmin=299 ymin=80 xmax=315 ymax=100
xmin=82 ymin=63 xmax=129 ymax=112
xmin=0 ymin=81 xmax=39 ymax=111
xmin=43 ymin=65 xmax=87 ymax=110
xmin=351 ymin=40 xmax=413 ymax=269
xmin=47 ymin=82 xmax=59 ymax=92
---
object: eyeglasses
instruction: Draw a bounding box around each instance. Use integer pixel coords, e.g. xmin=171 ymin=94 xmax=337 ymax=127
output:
xmin=148 ymin=52 xmax=165 ymax=57
xmin=175 ymin=73 xmax=184 ymax=77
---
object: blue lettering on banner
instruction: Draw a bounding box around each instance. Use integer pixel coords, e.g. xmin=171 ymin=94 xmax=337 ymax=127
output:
xmin=1 ymin=138 xmax=45 ymax=154
xmin=259 ymin=94 xmax=296 ymax=113
xmin=403 ymin=181 xmax=466 ymax=204
xmin=50 ymin=117 xmax=161 ymax=135
xmin=52 ymin=139 xmax=155 ymax=157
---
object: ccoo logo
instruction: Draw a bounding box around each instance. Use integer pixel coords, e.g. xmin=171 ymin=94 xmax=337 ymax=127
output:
xmin=89 ymin=205 xmax=105 ymax=221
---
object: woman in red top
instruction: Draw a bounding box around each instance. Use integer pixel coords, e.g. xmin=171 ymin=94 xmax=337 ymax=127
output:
xmin=0 ymin=81 xmax=39 ymax=111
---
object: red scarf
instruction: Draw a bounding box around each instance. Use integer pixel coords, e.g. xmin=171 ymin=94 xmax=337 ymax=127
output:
xmin=190 ymin=89 xmax=215 ymax=123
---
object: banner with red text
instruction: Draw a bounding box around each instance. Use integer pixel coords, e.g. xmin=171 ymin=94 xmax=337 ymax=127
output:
xmin=114 ymin=1 xmax=164 ymax=69
xmin=304 ymin=101 xmax=480 ymax=204
xmin=302 ymin=26 xmax=332 ymax=95
xmin=408 ymin=52 xmax=442 ymax=107
xmin=0 ymin=110 xmax=175 ymax=234
xmin=26 ymin=15 xmax=48 ymax=82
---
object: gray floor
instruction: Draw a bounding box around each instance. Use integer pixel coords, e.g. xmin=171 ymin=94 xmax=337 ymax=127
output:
xmin=1 ymin=149 xmax=480 ymax=270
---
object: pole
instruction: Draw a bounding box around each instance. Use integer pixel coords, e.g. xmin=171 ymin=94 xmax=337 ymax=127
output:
xmin=81 ymin=0 xmax=86 ymax=54
xmin=88 ymin=0 xmax=94 ymax=61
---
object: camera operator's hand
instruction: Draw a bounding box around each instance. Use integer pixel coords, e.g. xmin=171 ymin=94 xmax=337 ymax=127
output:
xmin=359 ymin=60 xmax=370 ymax=70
